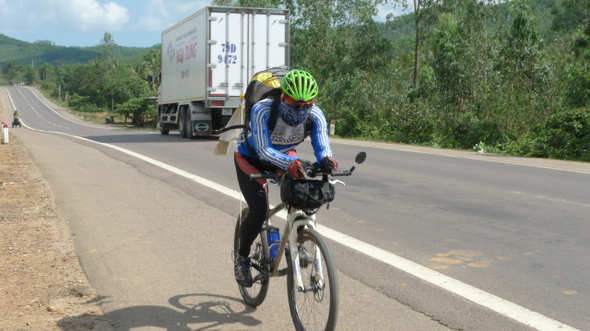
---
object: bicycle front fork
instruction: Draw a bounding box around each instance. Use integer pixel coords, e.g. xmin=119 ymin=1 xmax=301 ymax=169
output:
xmin=288 ymin=212 xmax=324 ymax=292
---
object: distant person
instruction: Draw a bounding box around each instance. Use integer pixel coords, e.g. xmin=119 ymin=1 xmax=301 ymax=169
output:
xmin=12 ymin=110 xmax=21 ymax=127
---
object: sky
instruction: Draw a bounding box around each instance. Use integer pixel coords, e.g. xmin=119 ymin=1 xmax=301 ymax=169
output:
xmin=0 ymin=0 xmax=407 ymax=48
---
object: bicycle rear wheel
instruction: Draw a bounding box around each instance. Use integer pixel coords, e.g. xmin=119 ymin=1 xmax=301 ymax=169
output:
xmin=234 ymin=208 xmax=269 ymax=307
xmin=287 ymin=227 xmax=339 ymax=331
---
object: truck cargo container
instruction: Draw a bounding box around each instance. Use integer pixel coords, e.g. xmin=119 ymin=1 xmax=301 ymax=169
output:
xmin=158 ymin=6 xmax=290 ymax=137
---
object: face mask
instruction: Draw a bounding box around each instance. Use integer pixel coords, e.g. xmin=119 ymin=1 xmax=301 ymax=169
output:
xmin=279 ymin=101 xmax=312 ymax=126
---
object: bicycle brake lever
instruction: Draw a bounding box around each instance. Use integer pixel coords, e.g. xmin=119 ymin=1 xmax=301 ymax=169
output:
xmin=329 ymin=179 xmax=345 ymax=186
xmin=263 ymin=180 xmax=280 ymax=189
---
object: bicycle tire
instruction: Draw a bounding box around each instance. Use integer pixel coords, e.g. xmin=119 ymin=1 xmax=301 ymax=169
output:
xmin=234 ymin=208 xmax=269 ymax=307
xmin=287 ymin=226 xmax=339 ymax=331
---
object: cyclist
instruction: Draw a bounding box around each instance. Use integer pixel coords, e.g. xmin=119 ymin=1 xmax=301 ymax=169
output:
xmin=234 ymin=69 xmax=338 ymax=287
xmin=12 ymin=111 xmax=20 ymax=126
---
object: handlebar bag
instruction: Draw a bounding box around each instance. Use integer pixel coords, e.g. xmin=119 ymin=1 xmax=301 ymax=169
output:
xmin=280 ymin=178 xmax=335 ymax=210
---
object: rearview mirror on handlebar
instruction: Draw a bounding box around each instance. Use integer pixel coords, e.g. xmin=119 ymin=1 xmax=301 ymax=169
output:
xmin=355 ymin=151 xmax=366 ymax=164
xmin=348 ymin=151 xmax=367 ymax=175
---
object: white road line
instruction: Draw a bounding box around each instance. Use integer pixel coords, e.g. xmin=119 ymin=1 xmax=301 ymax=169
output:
xmin=4 ymin=87 xmax=578 ymax=331
xmin=6 ymin=87 xmax=18 ymax=110
xmin=511 ymin=191 xmax=590 ymax=209
xmin=17 ymin=127 xmax=577 ymax=331
xmin=21 ymin=87 xmax=101 ymax=128
xmin=317 ymin=226 xmax=578 ymax=331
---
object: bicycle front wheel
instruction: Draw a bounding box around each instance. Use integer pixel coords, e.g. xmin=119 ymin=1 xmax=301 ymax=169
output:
xmin=287 ymin=227 xmax=339 ymax=331
xmin=234 ymin=208 xmax=269 ymax=307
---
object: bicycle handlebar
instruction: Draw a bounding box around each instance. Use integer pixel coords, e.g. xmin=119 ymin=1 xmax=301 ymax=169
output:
xmin=250 ymin=163 xmax=353 ymax=181
xmin=249 ymin=151 xmax=366 ymax=181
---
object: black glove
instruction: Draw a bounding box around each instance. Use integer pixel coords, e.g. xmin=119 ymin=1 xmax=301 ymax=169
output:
xmin=321 ymin=157 xmax=338 ymax=173
xmin=288 ymin=159 xmax=311 ymax=179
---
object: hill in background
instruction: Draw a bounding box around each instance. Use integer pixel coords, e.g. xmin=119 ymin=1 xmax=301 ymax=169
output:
xmin=0 ymin=34 xmax=159 ymax=67
xmin=1 ymin=0 xmax=561 ymax=69
xmin=379 ymin=0 xmax=561 ymax=56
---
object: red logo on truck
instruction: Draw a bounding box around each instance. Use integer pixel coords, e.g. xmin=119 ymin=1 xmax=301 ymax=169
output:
xmin=176 ymin=42 xmax=197 ymax=64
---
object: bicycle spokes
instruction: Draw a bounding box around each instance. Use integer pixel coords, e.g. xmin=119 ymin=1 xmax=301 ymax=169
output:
xmin=288 ymin=229 xmax=338 ymax=331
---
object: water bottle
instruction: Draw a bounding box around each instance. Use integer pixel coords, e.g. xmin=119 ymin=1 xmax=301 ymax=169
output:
xmin=268 ymin=226 xmax=280 ymax=259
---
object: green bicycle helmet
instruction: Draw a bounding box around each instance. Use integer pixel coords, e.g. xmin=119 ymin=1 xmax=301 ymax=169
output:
xmin=281 ymin=69 xmax=318 ymax=102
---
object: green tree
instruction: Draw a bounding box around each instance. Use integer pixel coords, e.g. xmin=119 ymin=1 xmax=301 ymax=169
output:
xmin=139 ymin=49 xmax=161 ymax=92
xmin=388 ymin=0 xmax=441 ymax=88
xmin=561 ymin=26 xmax=590 ymax=107
xmin=2 ymin=62 xmax=26 ymax=85
xmin=551 ymin=0 xmax=590 ymax=32
xmin=94 ymin=32 xmax=124 ymax=111
xmin=289 ymin=0 xmax=386 ymax=82
xmin=37 ymin=63 xmax=53 ymax=81
xmin=496 ymin=0 xmax=548 ymax=131
xmin=97 ymin=32 xmax=119 ymax=72
xmin=66 ymin=63 xmax=109 ymax=110
xmin=432 ymin=13 xmax=472 ymax=110
xmin=430 ymin=0 xmax=498 ymax=113
xmin=551 ymin=0 xmax=590 ymax=108
xmin=24 ymin=65 xmax=40 ymax=85
xmin=107 ymin=67 xmax=149 ymax=108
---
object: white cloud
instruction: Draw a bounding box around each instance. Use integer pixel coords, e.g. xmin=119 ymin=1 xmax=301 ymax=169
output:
xmin=0 ymin=0 xmax=129 ymax=34
xmin=68 ymin=0 xmax=130 ymax=32
xmin=129 ymin=0 xmax=210 ymax=32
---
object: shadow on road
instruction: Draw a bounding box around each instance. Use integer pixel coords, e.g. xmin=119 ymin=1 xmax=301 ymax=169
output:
xmin=57 ymin=293 xmax=261 ymax=331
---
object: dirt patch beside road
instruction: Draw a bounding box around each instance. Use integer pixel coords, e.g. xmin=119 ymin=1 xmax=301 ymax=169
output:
xmin=0 ymin=134 xmax=112 ymax=330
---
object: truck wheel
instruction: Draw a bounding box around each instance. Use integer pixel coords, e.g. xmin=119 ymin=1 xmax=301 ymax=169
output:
xmin=179 ymin=107 xmax=187 ymax=138
xmin=185 ymin=111 xmax=193 ymax=139
xmin=160 ymin=123 xmax=170 ymax=135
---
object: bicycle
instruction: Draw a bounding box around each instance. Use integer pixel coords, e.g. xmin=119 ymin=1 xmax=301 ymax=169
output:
xmin=233 ymin=151 xmax=367 ymax=331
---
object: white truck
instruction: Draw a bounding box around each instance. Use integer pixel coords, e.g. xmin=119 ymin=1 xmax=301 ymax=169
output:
xmin=158 ymin=6 xmax=290 ymax=137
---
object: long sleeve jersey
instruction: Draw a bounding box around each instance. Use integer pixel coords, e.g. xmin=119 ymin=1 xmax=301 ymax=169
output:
xmin=235 ymin=98 xmax=333 ymax=170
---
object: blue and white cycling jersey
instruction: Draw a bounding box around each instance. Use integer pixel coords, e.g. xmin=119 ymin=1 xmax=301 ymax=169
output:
xmin=235 ymin=98 xmax=333 ymax=170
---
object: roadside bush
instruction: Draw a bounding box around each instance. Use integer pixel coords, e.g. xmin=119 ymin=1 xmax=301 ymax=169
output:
xmin=116 ymin=96 xmax=157 ymax=126
xmin=40 ymin=81 xmax=58 ymax=95
xmin=67 ymin=93 xmax=88 ymax=110
xmin=68 ymin=93 xmax=105 ymax=113
xmin=503 ymin=108 xmax=590 ymax=161
xmin=563 ymin=63 xmax=590 ymax=108
xmin=390 ymin=109 xmax=436 ymax=145
xmin=452 ymin=114 xmax=506 ymax=149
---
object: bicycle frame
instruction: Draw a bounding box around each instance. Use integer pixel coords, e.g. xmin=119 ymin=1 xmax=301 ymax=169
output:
xmin=238 ymin=151 xmax=365 ymax=330
xmin=262 ymin=202 xmax=323 ymax=292
xmin=250 ymin=151 xmax=366 ymax=293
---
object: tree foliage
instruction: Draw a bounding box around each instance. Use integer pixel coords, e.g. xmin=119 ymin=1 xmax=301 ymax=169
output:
xmin=2 ymin=0 xmax=590 ymax=160
xmin=1 ymin=32 xmax=157 ymax=126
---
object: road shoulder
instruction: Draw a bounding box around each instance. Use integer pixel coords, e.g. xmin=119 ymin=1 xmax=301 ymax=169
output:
xmin=0 ymin=134 xmax=112 ymax=330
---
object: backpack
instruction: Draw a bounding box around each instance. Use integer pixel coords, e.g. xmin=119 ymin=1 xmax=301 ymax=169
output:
xmin=243 ymin=67 xmax=288 ymax=122
xmin=217 ymin=67 xmax=313 ymax=155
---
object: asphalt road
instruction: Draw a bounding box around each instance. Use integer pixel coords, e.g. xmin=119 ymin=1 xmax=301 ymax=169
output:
xmin=2 ymin=86 xmax=589 ymax=331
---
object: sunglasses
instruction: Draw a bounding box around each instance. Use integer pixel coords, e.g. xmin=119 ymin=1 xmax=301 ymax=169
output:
xmin=284 ymin=95 xmax=314 ymax=110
